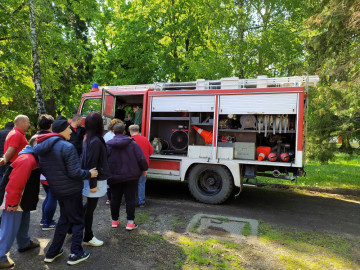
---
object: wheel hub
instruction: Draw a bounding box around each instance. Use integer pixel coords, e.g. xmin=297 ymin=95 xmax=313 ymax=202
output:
xmin=198 ymin=171 xmax=222 ymax=195
xmin=206 ymin=177 xmax=216 ymax=186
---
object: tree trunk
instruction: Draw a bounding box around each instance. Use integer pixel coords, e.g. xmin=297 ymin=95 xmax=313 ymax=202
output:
xmin=29 ymin=0 xmax=46 ymax=115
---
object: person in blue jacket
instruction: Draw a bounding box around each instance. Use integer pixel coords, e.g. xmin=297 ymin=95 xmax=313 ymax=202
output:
xmin=34 ymin=116 xmax=98 ymax=266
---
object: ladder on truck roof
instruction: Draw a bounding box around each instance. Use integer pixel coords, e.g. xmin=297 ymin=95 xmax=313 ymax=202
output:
xmin=155 ymin=75 xmax=319 ymax=91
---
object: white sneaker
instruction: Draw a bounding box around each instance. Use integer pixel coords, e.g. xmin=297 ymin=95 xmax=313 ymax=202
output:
xmin=83 ymin=236 xmax=104 ymax=247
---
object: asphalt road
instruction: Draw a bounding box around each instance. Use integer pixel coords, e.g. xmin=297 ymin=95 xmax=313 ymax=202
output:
xmin=145 ymin=180 xmax=360 ymax=236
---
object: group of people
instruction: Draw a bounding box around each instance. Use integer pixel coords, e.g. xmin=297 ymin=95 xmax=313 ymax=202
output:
xmin=0 ymin=112 xmax=153 ymax=268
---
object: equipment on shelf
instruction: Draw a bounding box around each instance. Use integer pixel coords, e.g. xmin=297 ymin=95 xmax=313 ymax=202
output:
xmin=280 ymin=153 xmax=290 ymax=162
xmin=193 ymin=125 xmax=213 ymax=144
xmin=256 ymin=146 xmax=271 ymax=161
xmin=268 ymin=152 xmax=277 ymax=162
xmin=240 ymin=115 xmax=257 ymax=130
xmin=170 ymin=128 xmax=188 ymax=151
xmin=151 ymin=138 xmax=169 ymax=154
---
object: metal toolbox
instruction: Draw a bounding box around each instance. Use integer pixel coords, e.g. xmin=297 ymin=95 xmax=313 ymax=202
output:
xmin=234 ymin=142 xmax=256 ymax=160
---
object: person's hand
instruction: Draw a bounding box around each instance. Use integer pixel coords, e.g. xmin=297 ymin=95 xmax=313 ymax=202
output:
xmin=0 ymin=158 xmax=6 ymax=166
xmin=7 ymin=205 xmax=18 ymax=211
xmin=89 ymin=168 xmax=98 ymax=178
xmin=90 ymin=187 xmax=98 ymax=193
xmin=143 ymin=171 xmax=148 ymax=177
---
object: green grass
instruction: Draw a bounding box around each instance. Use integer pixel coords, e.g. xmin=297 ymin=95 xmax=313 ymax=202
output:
xmin=242 ymin=222 xmax=251 ymax=236
xmin=258 ymin=153 xmax=360 ymax=189
xmin=259 ymin=223 xmax=360 ymax=269
xmin=136 ymin=210 xmax=151 ymax=224
xmin=174 ymin=222 xmax=360 ymax=269
xmin=190 ymin=220 xmax=201 ymax=233
xmin=171 ymin=216 xmax=186 ymax=230
xmin=177 ymin=237 xmax=244 ymax=269
xmin=216 ymin=217 xmax=230 ymax=222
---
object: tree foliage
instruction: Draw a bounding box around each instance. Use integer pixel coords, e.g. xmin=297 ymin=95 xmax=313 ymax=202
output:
xmin=305 ymin=0 xmax=360 ymax=161
xmin=0 ymin=0 xmax=359 ymax=161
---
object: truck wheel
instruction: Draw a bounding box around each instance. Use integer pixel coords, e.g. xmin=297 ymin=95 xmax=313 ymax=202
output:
xmin=188 ymin=164 xmax=234 ymax=204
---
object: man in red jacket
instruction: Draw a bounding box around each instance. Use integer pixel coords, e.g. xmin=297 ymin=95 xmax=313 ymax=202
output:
xmin=0 ymin=115 xmax=30 ymax=167
xmin=0 ymin=136 xmax=40 ymax=269
xmin=129 ymin=125 xmax=153 ymax=207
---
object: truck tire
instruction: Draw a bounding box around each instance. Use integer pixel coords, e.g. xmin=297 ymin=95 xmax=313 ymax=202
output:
xmin=188 ymin=164 xmax=234 ymax=204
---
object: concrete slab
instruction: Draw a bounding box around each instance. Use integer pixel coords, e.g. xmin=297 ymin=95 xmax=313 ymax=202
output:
xmin=186 ymin=213 xmax=259 ymax=238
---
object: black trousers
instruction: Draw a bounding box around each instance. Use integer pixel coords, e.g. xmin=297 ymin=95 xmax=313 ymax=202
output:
xmin=83 ymin=197 xmax=99 ymax=242
xmin=110 ymin=180 xmax=138 ymax=221
xmin=46 ymin=193 xmax=84 ymax=257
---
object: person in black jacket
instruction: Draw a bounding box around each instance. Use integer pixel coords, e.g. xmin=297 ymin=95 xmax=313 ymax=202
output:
xmin=0 ymin=122 xmax=14 ymax=184
xmin=81 ymin=112 xmax=110 ymax=247
xmin=69 ymin=114 xmax=85 ymax=157
xmin=34 ymin=115 xmax=98 ymax=266
xmin=107 ymin=123 xmax=148 ymax=230
xmin=0 ymin=122 xmax=14 ymax=185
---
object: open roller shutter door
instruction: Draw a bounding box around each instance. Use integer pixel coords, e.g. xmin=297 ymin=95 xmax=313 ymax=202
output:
xmin=152 ymin=96 xmax=215 ymax=112
xmin=220 ymin=93 xmax=298 ymax=114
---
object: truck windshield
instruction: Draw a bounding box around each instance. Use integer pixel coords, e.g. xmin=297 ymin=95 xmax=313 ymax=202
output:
xmin=81 ymin=98 xmax=101 ymax=117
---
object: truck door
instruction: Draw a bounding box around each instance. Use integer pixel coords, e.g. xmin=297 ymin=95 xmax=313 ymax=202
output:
xmin=101 ymin=89 xmax=116 ymax=130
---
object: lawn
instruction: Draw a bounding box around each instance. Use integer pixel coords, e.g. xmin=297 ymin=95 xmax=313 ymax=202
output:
xmin=172 ymin=222 xmax=360 ymax=270
xmin=258 ymin=153 xmax=360 ymax=189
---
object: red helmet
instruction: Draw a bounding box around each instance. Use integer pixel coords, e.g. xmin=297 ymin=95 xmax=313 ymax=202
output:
xmin=280 ymin=153 xmax=290 ymax=162
xmin=268 ymin=152 xmax=277 ymax=162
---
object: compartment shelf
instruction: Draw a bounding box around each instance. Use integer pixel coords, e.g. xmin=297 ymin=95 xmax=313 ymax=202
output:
xmin=152 ymin=117 xmax=190 ymax=120
xmin=190 ymin=123 xmax=213 ymax=126
xmin=219 ymin=129 xmax=296 ymax=133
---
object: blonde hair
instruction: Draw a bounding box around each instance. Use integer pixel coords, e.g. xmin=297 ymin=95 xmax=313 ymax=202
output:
xmin=29 ymin=135 xmax=37 ymax=147
xmin=108 ymin=118 xmax=124 ymax=131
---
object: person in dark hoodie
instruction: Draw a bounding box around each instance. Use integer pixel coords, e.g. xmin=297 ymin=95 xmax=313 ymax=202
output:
xmin=81 ymin=112 xmax=110 ymax=247
xmin=0 ymin=136 xmax=40 ymax=269
xmin=106 ymin=123 xmax=148 ymax=230
xmin=69 ymin=114 xmax=85 ymax=157
xmin=36 ymin=114 xmax=58 ymax=231
xmin=34 ymin=115 xmax=98 ymax=266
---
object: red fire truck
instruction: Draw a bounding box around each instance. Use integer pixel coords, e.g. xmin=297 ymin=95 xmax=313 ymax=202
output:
xmin=78 ymin=75 xmax=319 ymax=204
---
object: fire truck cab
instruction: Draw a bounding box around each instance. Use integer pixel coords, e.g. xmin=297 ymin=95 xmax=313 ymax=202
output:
xmin=78 ymin=75 xmax=319 ymax=204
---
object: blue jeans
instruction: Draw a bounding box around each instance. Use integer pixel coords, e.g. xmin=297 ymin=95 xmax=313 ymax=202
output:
xmin=0 ymin=210 xmax=31 ymax=262
xmin=41 ymin=184 xmax=58 ymax=224
xmin=138 ymin=174 xmax=147 ymax=205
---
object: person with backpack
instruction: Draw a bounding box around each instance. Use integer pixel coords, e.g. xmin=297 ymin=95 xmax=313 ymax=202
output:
xmin=0 ymin=136 xmax=40 ymax=269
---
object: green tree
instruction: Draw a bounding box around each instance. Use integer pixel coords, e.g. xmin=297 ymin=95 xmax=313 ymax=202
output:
xmin=305 ymin=0 xmax=360 ymax=161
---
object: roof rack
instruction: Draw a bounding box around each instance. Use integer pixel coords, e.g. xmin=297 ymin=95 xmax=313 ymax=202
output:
xmin=98 ymin=75 xmax=319 ymax=92
xmin=155 ymin=75 xmax=319 ymax=91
